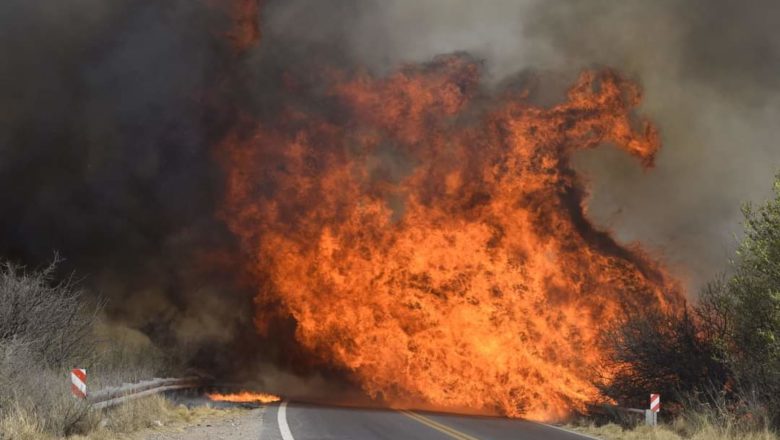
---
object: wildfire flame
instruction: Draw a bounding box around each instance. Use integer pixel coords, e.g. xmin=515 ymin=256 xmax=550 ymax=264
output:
xmin=218 ymin=55 xmax=683 ymax=420
xmin=207 ymin=391 xmax=281 ymax=404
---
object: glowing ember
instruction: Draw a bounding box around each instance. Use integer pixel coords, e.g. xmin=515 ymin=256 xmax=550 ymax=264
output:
xmin=207 ymin=391 xmax=281 ymax=404
xmin=218 ymin=55 xmax=683 ymax=420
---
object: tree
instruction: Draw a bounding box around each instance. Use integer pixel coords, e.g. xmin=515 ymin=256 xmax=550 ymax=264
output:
xmin=720 ymin=174 xmax=780 ymax=420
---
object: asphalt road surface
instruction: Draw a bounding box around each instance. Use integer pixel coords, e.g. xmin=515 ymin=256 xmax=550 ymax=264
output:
xmin=258 ymin=400 xmax=598 ymax=440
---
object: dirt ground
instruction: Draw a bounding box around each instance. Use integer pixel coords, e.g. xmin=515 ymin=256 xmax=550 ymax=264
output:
xmin=141 ymin=407 xmax=266 ymax=440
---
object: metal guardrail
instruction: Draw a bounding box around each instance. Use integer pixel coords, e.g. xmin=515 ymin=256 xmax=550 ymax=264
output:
xmin=88 ymin=377 xmax=202 ymax=410
xmin=590 ymin=404 xmax=658 ymax=426
xmin=614 ymin=406 xmax=658 ymax=426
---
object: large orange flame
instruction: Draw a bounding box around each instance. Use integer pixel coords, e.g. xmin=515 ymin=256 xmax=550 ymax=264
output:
xmin=218 ymin=55 xmax=683 ymax=420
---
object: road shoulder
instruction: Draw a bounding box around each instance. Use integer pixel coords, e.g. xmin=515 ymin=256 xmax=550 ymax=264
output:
xmin=140 ymin=407 xmax=266 ymax=440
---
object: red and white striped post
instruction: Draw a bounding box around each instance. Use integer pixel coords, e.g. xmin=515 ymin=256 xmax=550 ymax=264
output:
xmin=650 ymin=393 xmax=661 ymax=413
xmin=70 ymin=368 xmax=87 ymax=399
xmin=645 ymin=393 xmax=660 ymax=426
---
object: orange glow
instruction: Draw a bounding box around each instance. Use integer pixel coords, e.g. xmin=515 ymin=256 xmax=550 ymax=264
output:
xmin=207 ymin=391 xmax=281 ymax=404
xmin=227 ymin=0 xmax=261 ymax=51
xmin=218 ymin=55 xmax=683 ymax=420
xmin=206 ymin=0 xmax=262 ymax=51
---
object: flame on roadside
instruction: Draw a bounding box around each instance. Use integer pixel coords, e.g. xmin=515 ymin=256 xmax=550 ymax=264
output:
xmin=207 ymin=391 xmax=281 ymax=404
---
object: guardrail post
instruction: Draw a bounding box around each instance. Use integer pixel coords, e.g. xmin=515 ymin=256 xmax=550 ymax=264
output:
xmin=644 ymin=409 xmax=658 ymax=426
xmin=647 ymin=393 xmax=660 ymax=426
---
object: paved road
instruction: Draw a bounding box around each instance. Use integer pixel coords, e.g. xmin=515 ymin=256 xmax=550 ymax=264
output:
xmin=259 ymin=400 xmax=598 ymax=440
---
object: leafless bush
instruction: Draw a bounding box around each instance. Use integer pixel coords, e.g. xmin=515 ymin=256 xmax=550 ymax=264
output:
xmin=0 ymin=258 xmax=186 ymax=439
xmin=0 ymin=339 xmax=32 ymax=412
xmin=0 ymin=257 xmax=101 ymax=437
xmin=0 ymin=257 xmax=100 ymax=369
xmin=598 ymin=305 xmax=731 ymax=411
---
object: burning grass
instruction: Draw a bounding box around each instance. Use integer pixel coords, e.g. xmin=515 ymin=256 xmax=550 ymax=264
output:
xmin=207 ymin=391 xmax=281 ymax=404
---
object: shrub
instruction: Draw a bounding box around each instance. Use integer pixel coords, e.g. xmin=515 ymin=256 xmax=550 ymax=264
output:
xmin=599 ymin=305 xmax=730 ymax=411
xmin=0 ymin=257 xmax=99 ymax=369
xmin=0 ymin=258 xmax=99 ymax=437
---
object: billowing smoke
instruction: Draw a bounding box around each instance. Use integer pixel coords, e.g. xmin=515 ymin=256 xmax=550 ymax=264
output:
xmin=262 ymin=0 xmax=780 ymax=291
xmin=0 ymin=0 xmax=257 ymax=361
xmin=1 ymin=0 xmax=778 ymax=391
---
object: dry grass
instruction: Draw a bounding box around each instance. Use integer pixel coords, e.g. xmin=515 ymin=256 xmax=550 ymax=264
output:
xmin=0 ymin=367 xmax=92 ymax=437
xmin=0 ymin=405 xmax=46 ymax=440
xmin=570 ymin=418 xmax=779 ymax=440
xmin=1 ymin=395 xmax=237 ymax=440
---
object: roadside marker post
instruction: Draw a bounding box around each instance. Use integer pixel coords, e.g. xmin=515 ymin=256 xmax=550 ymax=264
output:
xmin=650 ymin=393 xmax=661 ymax=412
xmin=645 ymin=393 xmax=660 ymax=426
xmin=71 ymin=368 xmax=87 ymax=399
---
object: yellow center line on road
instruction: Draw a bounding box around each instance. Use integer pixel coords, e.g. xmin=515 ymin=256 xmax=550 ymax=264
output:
xmin=400 ymin=410 xmax=482 ymax=440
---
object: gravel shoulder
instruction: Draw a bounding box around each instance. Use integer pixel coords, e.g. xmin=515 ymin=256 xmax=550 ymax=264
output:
xmin=141 ymin=407 xmax=266 ymax=440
